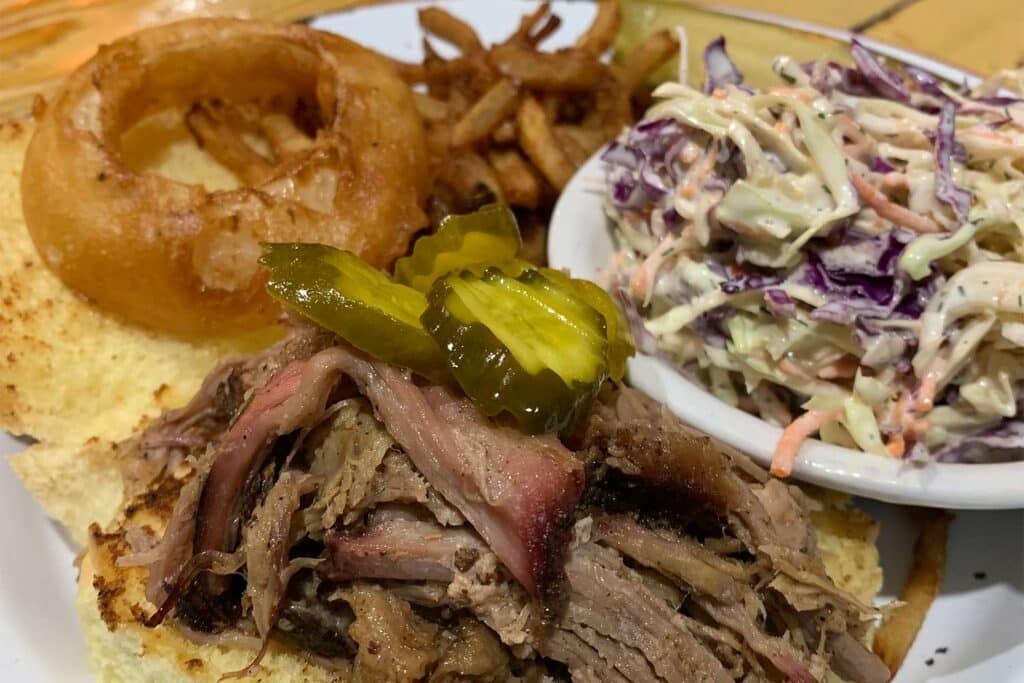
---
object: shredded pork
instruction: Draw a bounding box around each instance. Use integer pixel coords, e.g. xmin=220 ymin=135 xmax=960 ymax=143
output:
xmin=111 ymin=324 xmax=888 ymax=683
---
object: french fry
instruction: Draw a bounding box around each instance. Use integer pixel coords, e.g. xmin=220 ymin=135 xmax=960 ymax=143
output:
xmin=540 ymin=93 xmax=562 ymax=122
xmin=208 ymin=100 xmax=263 ymax=130
xmin=575 ymin=0 xmax=621 ymax=55
xmin=185 ymin=103 xmax=274 ymax=185
xmin=418 ymin=6 xmax=484 ymax=54
xmin=872 ymin=509 xmax=953 ymax=675
xmin=382 ymin=56 xmax=426 ymax=83
xmin=492 ymin=120 xmax=517 ymax=144
xmin=490 ymin=43 xmax=604 ymax=91
xmin=426 ymin=121 xmax=454 ymax=158
xmin=555 ymin=124 xmax=606 ymax=163
xmin=554 ymin=126 xmax=589 ymax=168
xmin=488 ymin=148 xmax=542 ymax=209
xmin=506 ymin=2 xmax=552 ymax=44
xmin=260 ymin=112 xmax=312 ymax=160
xmin=412 ymin=92 xmax=449 ymax=123
xmin=589 ymin=81 xmax=633 ymax=139
xmin=616 ymin=28 xmax=679 ymax=92
xmin=517 ymin=95 xmax=575 ymax=190
xmin=452 ymin=79 xmax=519 ymax=147
xmin=527 ymin=14 xmax=562 ymax=46
xmin=422 ymin=38 xmax=452 ymax=99
xmin=438 ymin=152 xmax=505 ymax=206
xmin=556 ymin=124 xmax=607 ymax=155
xmin=518 ymin=214 xmax=549 ymax=266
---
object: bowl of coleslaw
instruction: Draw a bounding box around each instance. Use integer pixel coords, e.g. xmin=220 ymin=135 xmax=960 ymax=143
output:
xmin=549 ymin=30 xmax=1024 ymax=509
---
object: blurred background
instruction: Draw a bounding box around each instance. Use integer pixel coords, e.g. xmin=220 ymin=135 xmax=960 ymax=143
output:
xmin=1 ymin=0 xmax=1021 ymax=118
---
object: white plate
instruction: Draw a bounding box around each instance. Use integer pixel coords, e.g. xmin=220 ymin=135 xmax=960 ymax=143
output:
xmin=549 ymin=113 xmax=1024 ymax=510
xmin=1 ymin=3 xmax=1022 ymax=683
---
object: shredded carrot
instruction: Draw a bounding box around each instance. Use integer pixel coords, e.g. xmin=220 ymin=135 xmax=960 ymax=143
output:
xmin=773 ymin=121 xmax=790 ymax=135
xmin=885 ymin=434 xmax=906 ymax=458
xmin=680 ymin=141 xmax=701 ymax=164
xmin=712 ymin=88 xmax=727 ymax=100
xmin=843 ymin=144 xmax=864 ymax=159
xmin=834 ymin=114 xmax=875 ymax=162
xmin=768 ymin=86 xmax=813 ymax=103
xmin=833 ymin=114 xmax=866 ymax=141
xmin=882 ymin=172 xmax=909 ymax=189
xmin=771 ymin=409 xmax=841 ymax=477
xmin=882 ymin=390 xmax=932 ymax=455
xmin=778 ymin=358 xmax=810 ymax=379
xmin=905 ymin=417 xmax=931 ymax=440
xmin=851 ymin=174 xmax=943 ymax=234
xmin=679 ymin=145 xmax=719 ymax=199
xmin=816 ymin=357 xmax=859 ymax=379
xmin=629 ymin=235 xmax=677 ymax=297
xmin=914 ymin=363 xmax=944 ymax=411
xmin=679 ymin=224 xmax=697 ymax=243
xmin=915 ymin=379 xmax=936 ymax=411
xmin=885 ymin=393 xmax=909 ymax=428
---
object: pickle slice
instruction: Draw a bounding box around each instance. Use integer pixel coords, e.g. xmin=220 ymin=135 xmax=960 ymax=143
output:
xmin=394 ymin=204 xmax=522 ymax=292
xmin=423 ymin=266 xmax=609 ymax=433
xmin=540 ymin=268 xmax=635 ymax=382
xmin=261 ymin=243 xmax=446 ymax=382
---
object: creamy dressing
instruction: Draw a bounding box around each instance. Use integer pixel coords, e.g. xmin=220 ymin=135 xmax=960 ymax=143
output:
xmin=605 ymin=46 xmax=1024 ymax=464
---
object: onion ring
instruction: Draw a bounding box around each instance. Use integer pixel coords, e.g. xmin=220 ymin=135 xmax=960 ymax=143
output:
xmin=22 ymin=19 xmax=430 ymax=334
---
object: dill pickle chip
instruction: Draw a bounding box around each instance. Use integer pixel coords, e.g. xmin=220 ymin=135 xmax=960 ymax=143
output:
xmin=394 ymin=204 xmax=522 ymax=292
xmin=540 ymin=268 xmax=635 ymax=382
xmin=261 ymin=243 xmax=446 ymax=382
xmin=423 ymin=266 xmax=609 ymax=433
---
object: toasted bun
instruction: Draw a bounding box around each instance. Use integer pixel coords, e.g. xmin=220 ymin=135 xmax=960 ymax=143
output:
xmin=9 ymin=440 xmax=123 ymax=546
xmin=811 ymin=500 xmax=884 ymax=607
xmin=0 ymin=117 xmax=276 ymax=448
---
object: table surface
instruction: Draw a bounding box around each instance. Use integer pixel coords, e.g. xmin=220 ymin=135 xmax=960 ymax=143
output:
xmin=1 ymin=0 xmax=1021 ymax=118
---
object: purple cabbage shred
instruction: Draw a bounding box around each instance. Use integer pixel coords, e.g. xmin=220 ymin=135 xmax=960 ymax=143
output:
xmin=601 ymin=118 xmax=688 ymax=213
xmin=849 ymin=39 xmax=911 ymax=102
xmin=870 ymin=156 xmax=896 ymax=173
xmin=933 ymin=101 xmax=974 ymax=222
xmin=764 ymin=289 xmax=796 ymax=318
xmin=702 ymin=37 xmax=744 ymax=94
xmin=798 ymin=228 xmax=941 ymax=326
xmin=935 ymin=419 xmax=1024 ymax=463
xmin=721 ymin=272 xmax=782 ymax=294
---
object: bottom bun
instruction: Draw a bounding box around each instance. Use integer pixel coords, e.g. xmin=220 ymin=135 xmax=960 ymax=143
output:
xmin=77 ymin=500 xmax=338 ymax=682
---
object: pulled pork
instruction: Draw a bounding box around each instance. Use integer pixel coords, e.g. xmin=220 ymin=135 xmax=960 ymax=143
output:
xmin=113 ymin=325 xmax=888 ymax=683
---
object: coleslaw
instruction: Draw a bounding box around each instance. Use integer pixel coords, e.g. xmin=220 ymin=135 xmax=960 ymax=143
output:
xmin=602 ymin=35 xmax=1024 ymax=475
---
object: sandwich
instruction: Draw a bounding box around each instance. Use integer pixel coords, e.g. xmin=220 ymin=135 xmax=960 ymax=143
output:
xmin=67 ymin=315 xmax=889 ymax=682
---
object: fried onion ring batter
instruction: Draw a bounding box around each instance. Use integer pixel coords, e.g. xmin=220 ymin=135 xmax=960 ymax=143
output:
xmin=22 ymin=19 xmax=430 ymax=334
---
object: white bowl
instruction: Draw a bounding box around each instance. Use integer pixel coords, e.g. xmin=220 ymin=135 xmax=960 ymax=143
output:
xmin=549 ymin=151 xmax=1024 ymax=510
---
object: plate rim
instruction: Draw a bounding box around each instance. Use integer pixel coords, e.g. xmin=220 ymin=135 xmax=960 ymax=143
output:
xmin=547 ymin=17 xmax=1023 ymax=509
xmin=691 ymin=2 xmax=981 ymax=82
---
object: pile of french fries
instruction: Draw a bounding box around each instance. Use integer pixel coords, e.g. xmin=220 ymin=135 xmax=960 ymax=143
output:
xmin=391 ymin=0 xmax=677 ymax=243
